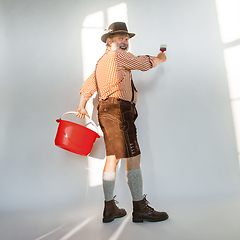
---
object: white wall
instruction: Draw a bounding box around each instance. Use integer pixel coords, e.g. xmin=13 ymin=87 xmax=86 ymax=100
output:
xmin=0 ymin=0 xmax=240 ymax=212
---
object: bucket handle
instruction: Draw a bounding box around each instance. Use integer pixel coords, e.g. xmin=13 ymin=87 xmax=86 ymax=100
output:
xmin=58 ymin=111 xmax=99 ymax=135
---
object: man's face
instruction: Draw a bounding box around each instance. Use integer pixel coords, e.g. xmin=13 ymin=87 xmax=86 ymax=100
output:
xmin=108 ymin=33 xmax=130 ymax=51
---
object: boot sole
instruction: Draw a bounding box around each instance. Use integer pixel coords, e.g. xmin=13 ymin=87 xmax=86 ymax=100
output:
xmin=133 ymin=215 xmax=169 ymax=223
xmin=103 ymin=212 xmax=127 ymax=223
xmin=103 ymin=218 xmax=115 ymax=223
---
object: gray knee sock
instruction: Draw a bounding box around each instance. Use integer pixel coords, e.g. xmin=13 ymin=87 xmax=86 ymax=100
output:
xmin=126 ymin=168 xmax=143 ymax=201
xmin=103 ymin=172 xmax=116 ymax=202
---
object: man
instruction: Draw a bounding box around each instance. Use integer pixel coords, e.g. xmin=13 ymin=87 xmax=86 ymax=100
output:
xmin=76 ymin=22 xmax=168 ymax=223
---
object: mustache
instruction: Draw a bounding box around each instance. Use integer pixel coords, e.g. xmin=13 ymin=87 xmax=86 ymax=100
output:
xmin=119 ymin=44 xmax=128 ymax=49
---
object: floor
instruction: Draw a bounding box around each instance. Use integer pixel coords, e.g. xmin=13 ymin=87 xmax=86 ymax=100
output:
xmin=1 ymin=197 xmax=240 ymax=240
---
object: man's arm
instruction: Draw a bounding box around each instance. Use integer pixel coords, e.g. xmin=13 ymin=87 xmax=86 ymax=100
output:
xmin=76 ymin=94 xmax=90 ymax=119
xmin=118 ymin=51 xmax=166 ymax=71
xmin=152 ymin=52 xmax=167 ymax=68
xmin=76 ymin=71 xmax=97 ymax=119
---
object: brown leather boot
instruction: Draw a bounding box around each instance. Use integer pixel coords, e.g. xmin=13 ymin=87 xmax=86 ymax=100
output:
xmin=103 ymin=196 xmax=127 ymax=223
xmin=132 ymin=195 xmax=169 ymax=223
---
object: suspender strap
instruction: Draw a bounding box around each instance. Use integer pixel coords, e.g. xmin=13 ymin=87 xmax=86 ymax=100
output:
xmin=94 ymin=54 xmax=105 ymax=101
xmin=131 ymin=77 xmax=138 ymax=103
xmin=94 ymin=68 xmax=101 ymax=100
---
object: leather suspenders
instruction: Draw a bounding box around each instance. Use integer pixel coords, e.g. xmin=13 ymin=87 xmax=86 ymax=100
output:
xmin=131 ymin=77 xmax=138 ymax=103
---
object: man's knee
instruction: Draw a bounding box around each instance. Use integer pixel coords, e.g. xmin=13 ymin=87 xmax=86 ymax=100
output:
xmin=125 ymin=154 xmax=141 ymax=170
xmin=106 ymin=155 xmax=120 ymax=163
xmin=104 ymin=155 xmax=120 ymax=172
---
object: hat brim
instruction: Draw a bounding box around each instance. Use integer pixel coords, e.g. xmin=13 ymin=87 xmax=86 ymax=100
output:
xmin=101 ymin=30 xmax=135 ymax=43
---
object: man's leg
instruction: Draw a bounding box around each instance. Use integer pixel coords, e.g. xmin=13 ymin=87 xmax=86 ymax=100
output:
xmin=103 ymin=155 xmax=119 ymax=201
xmin=125 ymin=155 xmax=169 ymax=223
xmin=102 ymin=155 xmax=126 ymax=223
xmin=125 ymin=155 xmax=143 ymax=201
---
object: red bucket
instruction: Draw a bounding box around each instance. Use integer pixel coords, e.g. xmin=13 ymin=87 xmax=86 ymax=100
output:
xmin=55 ymin=112 xmax=100 ymax=156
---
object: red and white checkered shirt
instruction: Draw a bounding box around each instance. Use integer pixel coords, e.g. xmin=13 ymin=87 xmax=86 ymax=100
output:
xmin=80 ymin=46 xmax=155 ymax=103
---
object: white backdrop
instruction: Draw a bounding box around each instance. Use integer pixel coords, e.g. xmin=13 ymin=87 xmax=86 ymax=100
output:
xmin=0 ymin=0 xmax=240 ymax=212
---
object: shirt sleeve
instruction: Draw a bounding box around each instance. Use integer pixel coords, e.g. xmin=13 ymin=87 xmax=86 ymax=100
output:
xmin=79 ymin=71 xmax=97 ymax=100
xmin=117 ymin=51 xmax=154 ymax=71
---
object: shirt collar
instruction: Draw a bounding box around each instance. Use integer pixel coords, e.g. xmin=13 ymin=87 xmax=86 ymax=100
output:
xmin=106 ymin=46 xmax=113 ymax=52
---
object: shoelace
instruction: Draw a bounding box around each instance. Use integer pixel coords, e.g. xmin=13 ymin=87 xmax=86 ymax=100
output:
xmin=142 ymin=194 xmax=155 ymax=211
xmin=113 ymin=195 xmax=119 ymax=204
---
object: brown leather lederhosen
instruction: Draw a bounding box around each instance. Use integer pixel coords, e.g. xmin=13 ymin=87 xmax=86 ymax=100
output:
xmin=95 ymin=55 xmax=141 ymax=159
